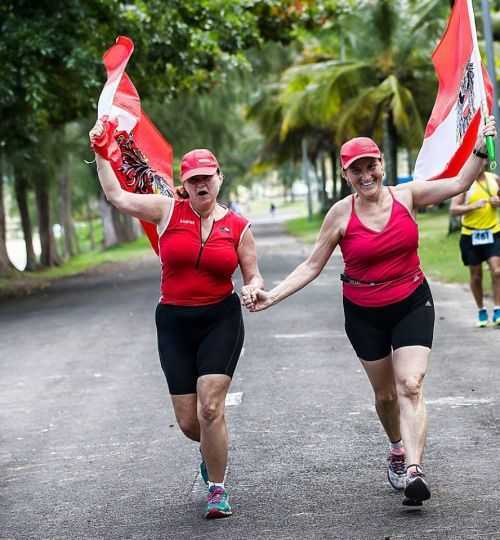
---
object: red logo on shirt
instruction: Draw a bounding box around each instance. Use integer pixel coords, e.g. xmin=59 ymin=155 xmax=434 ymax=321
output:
xmin=220 ymin=226 xmax=231 ymax=233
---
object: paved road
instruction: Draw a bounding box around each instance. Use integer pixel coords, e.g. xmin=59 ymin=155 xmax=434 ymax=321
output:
xmin=1 ymin=221 xmax=500 ymax=539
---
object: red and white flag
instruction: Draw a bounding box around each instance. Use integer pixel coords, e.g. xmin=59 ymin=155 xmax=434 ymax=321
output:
xmin=97 ymin=36 xmax=175 ymax=254
xmin=413 ymin=0 xmax=493 ymax=181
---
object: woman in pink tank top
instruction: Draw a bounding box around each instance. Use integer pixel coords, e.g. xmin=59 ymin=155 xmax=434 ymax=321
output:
xmin=243 ymin=117 xmax=497 ymax=507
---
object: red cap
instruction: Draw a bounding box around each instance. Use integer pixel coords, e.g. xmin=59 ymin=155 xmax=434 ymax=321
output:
xmin=340 ymin=137 xmax=381 ymax=169
xmin=180 ymin=149 xmax=219 ymax=182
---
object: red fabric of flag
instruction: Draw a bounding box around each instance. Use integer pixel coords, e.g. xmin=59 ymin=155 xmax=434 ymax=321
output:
xmin=413 ymin=0 xmax=493 ymax=181
xmin=96 ymin=36 xmax=175 ymax=254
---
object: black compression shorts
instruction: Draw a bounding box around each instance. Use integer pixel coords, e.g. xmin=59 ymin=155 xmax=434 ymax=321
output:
xmin=155 ymin=293 xmax=244 ymax=395
xmin=343 ymin=280 xmax=435 ymax=362
xmin=459 ymin=231 xmax=500 ymax=266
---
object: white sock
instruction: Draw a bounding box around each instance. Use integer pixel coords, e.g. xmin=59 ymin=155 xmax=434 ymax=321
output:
xmin=390 ymin=439 xmax=404 ymax=451
xmin=208 ymin=481 xmax=225 ymax=490
xmin=494 ymin=306 xmax=500 ymax=311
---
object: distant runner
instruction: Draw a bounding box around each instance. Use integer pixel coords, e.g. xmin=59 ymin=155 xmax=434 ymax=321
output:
xmin=450 ymin=167 xmax=500 ymax=327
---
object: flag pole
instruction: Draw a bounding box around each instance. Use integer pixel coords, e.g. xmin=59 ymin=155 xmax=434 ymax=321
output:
xmin=480 ymin=0 xmax=499 ymax=171
xmin=467 ymin=0 xmax=496 ymax=169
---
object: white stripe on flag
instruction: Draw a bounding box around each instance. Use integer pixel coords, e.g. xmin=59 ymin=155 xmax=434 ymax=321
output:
xmin=414 ymin=49 xmax=483 ymax=181
xmin=109 ymin=105 xmax=138 ymax=133
xmin=97 ymin=77 xmax=121 ymax=119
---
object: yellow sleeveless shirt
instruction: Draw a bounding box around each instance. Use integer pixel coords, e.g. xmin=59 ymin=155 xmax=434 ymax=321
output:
xmin=461 ymin=172 xmax=500 ymax=235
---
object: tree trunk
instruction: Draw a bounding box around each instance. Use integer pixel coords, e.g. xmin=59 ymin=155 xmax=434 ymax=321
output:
xmin=320 ymin=153 xmax=329 ymax=213
xmin=13 ymin=168 xmax=37 ymax=271
xmin=0 ymin=158 xmax=14 ymax=274
xmin=407 ymin=148 xmax=413 ymax=177
xmin=99 ymin=193 xmax=118 ymax=248
xmin=448 ymin=214 xmax=461 ymax=235
xmin=330 ymin=150 xmax=338 ymax=202
xmin=59 ymin=156 xmax=77 ymax=259
xmin=86 ymin=197 xmax=96 ymax=251
xmin=35 ymin=175 xmax=60 ymax=267
xmin=383 ymin=111 xmax=398 ymax=186
xmin=112 ymin=208 xmax=138 ymax=243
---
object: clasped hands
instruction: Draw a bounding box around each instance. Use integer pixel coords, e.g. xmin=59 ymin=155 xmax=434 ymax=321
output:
xmin=240 ymin=285 xmax=272 ymax=312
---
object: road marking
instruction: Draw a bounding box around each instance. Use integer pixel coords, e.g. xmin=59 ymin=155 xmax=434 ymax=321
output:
xmin=273 ymin=331 xmax=344 ymax=339
xmin=368 ymin=395 xmax=494 ymax=413
xmin=426 ymin=396 xmax=494 ymax=407
xmin=225 ymin=392 xmax=243 ymax=406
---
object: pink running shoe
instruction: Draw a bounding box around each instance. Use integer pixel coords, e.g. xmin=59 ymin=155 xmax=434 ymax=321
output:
xmin=205 ymin=486 xmax=232 ymax=519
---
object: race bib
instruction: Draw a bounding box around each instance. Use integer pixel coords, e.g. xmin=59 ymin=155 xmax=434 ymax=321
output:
xmin=472 ymin=229 xmax=494 ymax=246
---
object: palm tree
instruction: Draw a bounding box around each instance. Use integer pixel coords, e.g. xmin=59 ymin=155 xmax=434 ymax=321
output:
xmin=278 ymin=0 xmax=451 ymax=185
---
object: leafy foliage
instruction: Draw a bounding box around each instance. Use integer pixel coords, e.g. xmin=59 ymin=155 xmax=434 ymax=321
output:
xmin=0 ymin=0 xmax=321 ymax=151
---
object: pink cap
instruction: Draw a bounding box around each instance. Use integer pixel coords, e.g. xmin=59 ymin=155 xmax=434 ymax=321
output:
xmin=180 ymin=149 xmax=219 ymax=182
xmin=340 ymin=137 xmax=381 ymax=169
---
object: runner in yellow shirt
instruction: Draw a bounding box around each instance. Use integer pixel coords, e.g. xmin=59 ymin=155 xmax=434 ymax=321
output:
xmin=450 ymin=168 xmax=500 ymax=326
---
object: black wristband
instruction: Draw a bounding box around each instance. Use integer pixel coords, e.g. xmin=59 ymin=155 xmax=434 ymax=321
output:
xmin=473 ymin=148 xmax=488 ymax=159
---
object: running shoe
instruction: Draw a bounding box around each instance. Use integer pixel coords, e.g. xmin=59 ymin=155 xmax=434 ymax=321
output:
xmin=477 ymin=308 xmax=489 ymax=328
xmin=205 ymin=486 xmax=232 ymax=519
xmin=493 ymin=308 xmax=500 ymax=327
xmin=387 ymin=448 xmax=406 ymax=490
xmin=403 ymin=464 xmax=431 ymax=506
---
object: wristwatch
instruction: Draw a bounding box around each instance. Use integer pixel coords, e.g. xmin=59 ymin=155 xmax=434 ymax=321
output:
xmin=473 ymin=148 xmax=488 ymax=159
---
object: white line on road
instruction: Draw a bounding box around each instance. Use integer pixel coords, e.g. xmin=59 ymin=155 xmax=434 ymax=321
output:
xmin=368 ymin=395 xmax=494 ymax=413
xmin=426 ymin=396 xmax=494 ymax=407
xmin=273 ymin=331 xmax=343 ymax=339
xmin=225 ymin=392 xmax=243 ymax=406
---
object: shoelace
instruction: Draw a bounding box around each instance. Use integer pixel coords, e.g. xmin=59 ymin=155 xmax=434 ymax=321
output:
xmin=389 ymin=452 xmax=406 ymax=475
xmin=407 ymin=464 xmax=425 ymax=480
xmin=208 ymin=488 xmax=225 ymax=504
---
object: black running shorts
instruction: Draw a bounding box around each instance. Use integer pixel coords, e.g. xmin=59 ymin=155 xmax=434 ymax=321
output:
xmin=156 ymin=293 xmax=244 ymax=395
xmin=459 ymin=232 xmax=500 ymax=266
xmin=343 ymin=280 xmax=435 ymax=362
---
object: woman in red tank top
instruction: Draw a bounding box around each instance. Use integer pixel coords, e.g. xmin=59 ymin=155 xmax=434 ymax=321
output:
xmin=244 ymin=117 xmax=497 ymax=507
xmin=90 ymin=119 xmax=263 ymax=519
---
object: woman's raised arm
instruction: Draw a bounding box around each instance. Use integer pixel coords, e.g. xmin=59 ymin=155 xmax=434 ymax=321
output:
xmin=90 ymin=119 xmax=172 ymax=225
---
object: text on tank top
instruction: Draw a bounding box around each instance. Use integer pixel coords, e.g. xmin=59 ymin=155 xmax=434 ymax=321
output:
xmin=159 ymin=200 xmax=250 ymax=306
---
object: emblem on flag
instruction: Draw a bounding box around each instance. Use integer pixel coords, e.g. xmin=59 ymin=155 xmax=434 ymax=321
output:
xmin=413 ymin=0 xmax=493 ymax=181
xmin=456 ymin=62 xmax=477 ymax=142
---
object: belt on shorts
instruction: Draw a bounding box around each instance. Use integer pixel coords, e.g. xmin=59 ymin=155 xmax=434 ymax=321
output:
xmin=340 ymin=269 xmax=423 ymax=287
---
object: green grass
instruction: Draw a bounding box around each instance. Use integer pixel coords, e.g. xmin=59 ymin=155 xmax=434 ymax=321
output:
xmin=0 ymin=235 xmax=152 ymax=298
xmin=40 ymin=235 xmax=151 ymax=278
xmin=286 ymin=213 xmax=324 ymax=243
xmin=416 ymin=210 xmax=469 ymax=284
xmin=286 ymin=208 xmax=491 ymax=291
